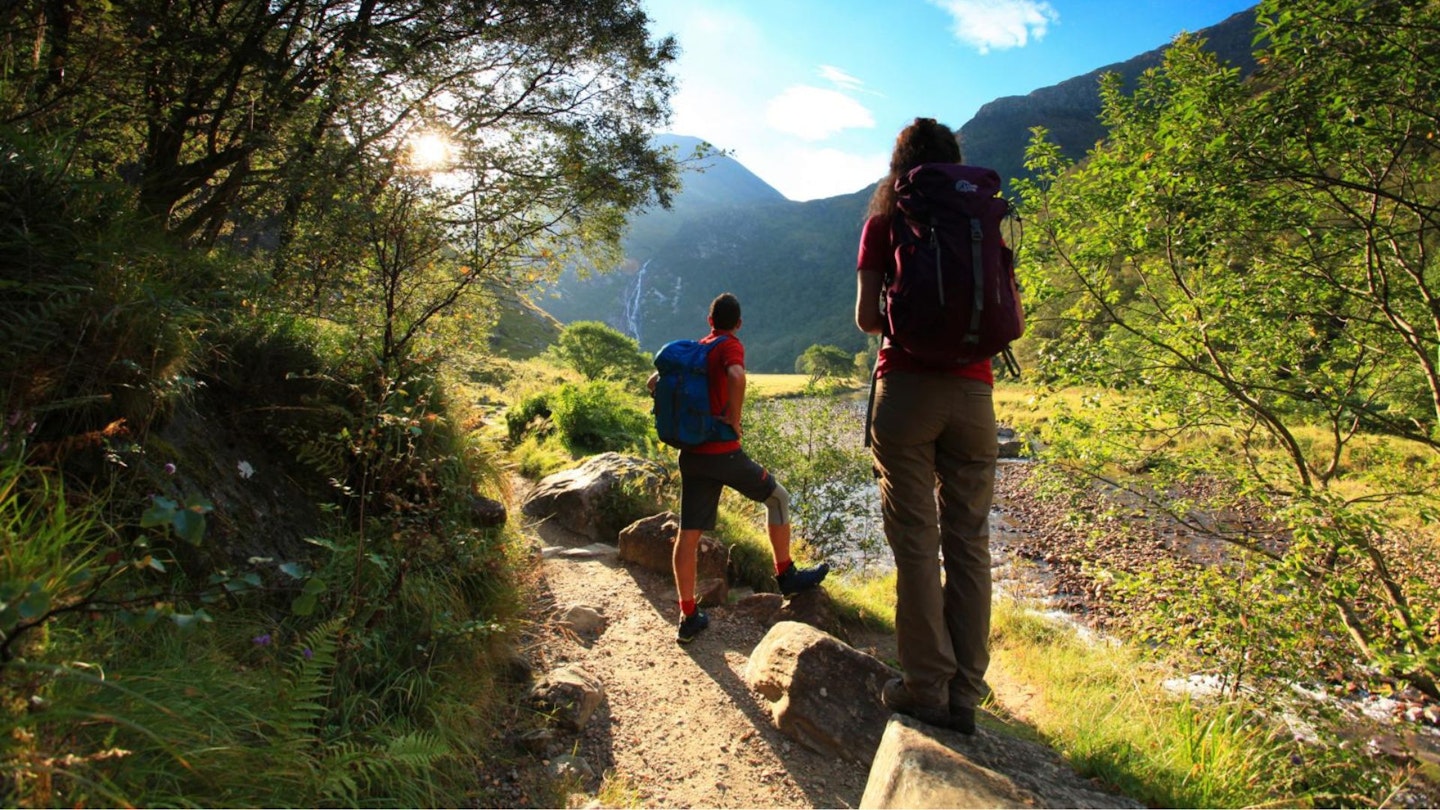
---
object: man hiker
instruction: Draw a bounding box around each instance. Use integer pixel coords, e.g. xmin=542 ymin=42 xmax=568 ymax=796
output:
xmin=648 ymin=292 xmax=830 ymax=643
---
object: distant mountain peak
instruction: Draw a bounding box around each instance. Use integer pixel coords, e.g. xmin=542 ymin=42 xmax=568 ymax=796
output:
xmin=653 ymin=133 xmax=788 ymax=207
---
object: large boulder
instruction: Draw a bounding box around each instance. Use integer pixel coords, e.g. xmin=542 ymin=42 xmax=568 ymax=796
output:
xmin=744 ymin=621 xmax=896 ymax=763
xmin=617 ymin=511 xmax=730 ymax=583
xmin=521 ymin=453 xmax=667 ymax=543
xmin=862 ymin=715 xmax=1037 ymax=808
xmin=862 ymin=714 xmax=1143 ymax=809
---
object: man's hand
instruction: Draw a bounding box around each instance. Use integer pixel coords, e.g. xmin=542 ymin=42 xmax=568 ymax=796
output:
xmin=646 ymin=371 xmax=659 ymax=394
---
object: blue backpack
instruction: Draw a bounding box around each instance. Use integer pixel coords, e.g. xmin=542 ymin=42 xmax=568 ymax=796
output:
xmin=652 ymin=335 xmax=738 ymax=449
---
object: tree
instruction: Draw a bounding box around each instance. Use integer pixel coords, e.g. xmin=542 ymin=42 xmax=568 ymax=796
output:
xmin=551 ymin=321 xmax=651 ymax=382
xmin=1 ymin=0 xmax=681 ymax=244
xmin=795 ymin=344 xmax=855 ymax=382
xmin=1 ymin=0 xmax=683 ymax=441
xmin=1017 ymin=1 xmax=1440 ymax=697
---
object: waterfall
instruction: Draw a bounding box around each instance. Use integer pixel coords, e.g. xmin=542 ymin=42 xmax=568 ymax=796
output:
xmin=624 ymin=259 xmax=649 ymax=342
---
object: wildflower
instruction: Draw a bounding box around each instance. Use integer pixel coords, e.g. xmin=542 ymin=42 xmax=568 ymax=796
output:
xmin=252 ymin=633 xmax=272 ymax=646
xmin=303 ymin=648 xmax=314 ymax=660
xmin=237 ymin=460 xmax=255 ymax=479
xmin=164 ymin=463 xmax=177 ymax=475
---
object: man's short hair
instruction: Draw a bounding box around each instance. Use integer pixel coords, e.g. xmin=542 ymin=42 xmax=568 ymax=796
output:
xmin=710 ymin=293 xmax=741 ymax=331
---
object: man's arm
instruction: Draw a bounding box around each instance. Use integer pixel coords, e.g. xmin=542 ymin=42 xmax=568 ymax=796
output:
xmin=856 ymin=269 xmax=884 ymax=335
xmin=724 ymin=363 xmax=746 ymax=436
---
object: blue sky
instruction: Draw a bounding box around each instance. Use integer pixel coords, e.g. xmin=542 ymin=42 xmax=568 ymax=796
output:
xmin=642 ymin=0 xmax=1258 ymax=201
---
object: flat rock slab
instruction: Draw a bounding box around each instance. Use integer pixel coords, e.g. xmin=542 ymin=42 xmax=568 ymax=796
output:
xmin=861 ymin=714 xmax=1142 ymax=809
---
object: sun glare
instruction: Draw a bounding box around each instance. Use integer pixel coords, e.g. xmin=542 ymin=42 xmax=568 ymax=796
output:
xmin=408 ymin=131 xmax=454 ymax=170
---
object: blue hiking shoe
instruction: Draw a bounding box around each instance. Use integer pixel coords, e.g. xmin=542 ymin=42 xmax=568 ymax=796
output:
xmin=676 ymin=609 xmax=710 ymax=644
xmin=776 ymin=561 xmax=829 ymax=596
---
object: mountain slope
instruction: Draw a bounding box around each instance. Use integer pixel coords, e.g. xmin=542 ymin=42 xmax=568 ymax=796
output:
xmin=539 ymin=6 xmax=1261 ymax=372
xmin=960 ymin=7 xmax=1259 ymax=188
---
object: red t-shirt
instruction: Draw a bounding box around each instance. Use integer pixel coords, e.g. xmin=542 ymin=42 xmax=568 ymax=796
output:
xmin=691 ymin=330 xmax=743 ymax=454
xmin=856 ymin=214 xmax=994 ymax=386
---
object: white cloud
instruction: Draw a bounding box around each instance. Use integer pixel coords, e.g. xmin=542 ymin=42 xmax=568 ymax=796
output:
xmin=765 ymin=86 xmax=875 ymax=141
xmin=746 ymin=145 xmax=890 ymax=202
xmin=818 ymin=64 xmax=864 ymax=92
xmin=927 ymin=0 xmax=1059 ymax=53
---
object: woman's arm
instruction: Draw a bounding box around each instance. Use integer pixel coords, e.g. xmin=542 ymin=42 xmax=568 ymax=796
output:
xmin=856 ymin=269 xmax=884 ymax=335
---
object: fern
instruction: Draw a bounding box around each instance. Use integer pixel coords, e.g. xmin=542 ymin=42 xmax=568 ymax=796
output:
xmin=270 ymin=617 xmax=344 ymax=740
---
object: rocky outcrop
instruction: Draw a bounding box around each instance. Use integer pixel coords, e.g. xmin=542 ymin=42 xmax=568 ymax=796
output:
xmin=997 ymin=427 xmax=1028 ymax=459
xmin=744 ymin=622 xmax=1141 ymax=809
xmin=558 ymin=604 xmax=607 ymax=637
xmin=468 ymin=493 xmax=508 ymax=527
xmin=862 ymin=714 xmax=1142 ymax=809
xmin=527 ymin=664 xmax=605 ymax=731
xmin=862 ymin=716 xmax=1039 ymax=808
xmin=734 ymin=588 xmax=850 ymax=642
xmin=745 ymin=621 xmax=897 ymax=763
xmin=616 ymin=511 xmax=730 ymax=583
xmin=521 ymin=453 xmax=667 ymax=543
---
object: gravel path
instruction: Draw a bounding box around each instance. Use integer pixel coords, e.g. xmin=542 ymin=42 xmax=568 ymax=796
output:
xmin=523 ymin=518 xmax=874 ymax=808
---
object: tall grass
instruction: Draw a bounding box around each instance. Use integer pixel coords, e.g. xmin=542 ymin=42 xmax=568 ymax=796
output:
xmin=987 ymin=598 xmax=1399 ymax=808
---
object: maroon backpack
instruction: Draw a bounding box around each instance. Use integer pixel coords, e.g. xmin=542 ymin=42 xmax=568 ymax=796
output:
xmin=884 ymin=162 xmax=1024 ymax=373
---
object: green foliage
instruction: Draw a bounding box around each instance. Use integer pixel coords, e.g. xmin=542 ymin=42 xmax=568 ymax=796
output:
xmin=743 ymin=397 xmax=884 ymax=569
xmin=1016 ymin=2 xmax=1440 ymax=696
xmin=0 ymin=483 xmax=526 ymax=806
xmin=794 ymin=344 xmax=856 ymax=382
xmin=989 ymin=599 xmax=1400 ymax=808
xmin=0 ymin=134 xmax=217 ymax=465
xmin=550 ymin=321 xmax=652 ymax=382
xmin=548 ymin=381 xmax=652 ymax=457
xmin=0 ymin=463 xmax=227 ymax=665
xmin=511 ymin=434 xmax=574 ymax=480
xmin=506 ymin=390 xmax=556 ymax=445
xmin=1 ymin=0 xmax=684 ymax=805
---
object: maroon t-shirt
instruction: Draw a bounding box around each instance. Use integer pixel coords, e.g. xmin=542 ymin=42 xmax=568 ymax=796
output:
xmin=857 ymin=214 xmax=994 ymax=386
xmin=691 ymin=330 xmax=743 ymax=455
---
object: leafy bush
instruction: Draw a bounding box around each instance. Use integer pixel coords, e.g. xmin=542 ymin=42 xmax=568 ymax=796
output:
xmin=743 ymin=397 xmax=882 ymax=569
xmin=505 ymin=391 xmax=554 ymax=445
xmin=548 ymin=381 xmax=651 ymax=456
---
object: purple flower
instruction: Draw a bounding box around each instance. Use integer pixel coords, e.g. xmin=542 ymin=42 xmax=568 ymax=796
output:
xmin=163 ymin=463 xmax=177 ymax=475
xmin=303 ymin=648 xmax=314 ymax=660
xmin=252 ymin=633 xmax=273 ymax=646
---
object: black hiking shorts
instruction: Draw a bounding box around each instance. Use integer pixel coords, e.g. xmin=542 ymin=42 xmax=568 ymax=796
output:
xmin=678 ymin=449 xmax=777 ymax=531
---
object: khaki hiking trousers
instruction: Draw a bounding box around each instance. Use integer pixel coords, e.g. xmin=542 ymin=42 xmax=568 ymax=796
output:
xmin=870 ymin=371 xmax=997 ymax=710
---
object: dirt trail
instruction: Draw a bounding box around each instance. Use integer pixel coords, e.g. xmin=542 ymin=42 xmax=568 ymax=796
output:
xmin=522 ymin=517 xmax=874 ymax=808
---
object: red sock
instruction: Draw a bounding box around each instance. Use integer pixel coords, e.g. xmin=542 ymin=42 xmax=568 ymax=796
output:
xmin=775 ymin=558 xmax=792 ymax=576
xmin=680 ymin=599 xmax=697 ymax=616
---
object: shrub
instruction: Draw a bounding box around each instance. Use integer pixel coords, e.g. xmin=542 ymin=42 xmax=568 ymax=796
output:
xmin=548 ymin=381 xmax=651 ymax=456
xmin=505 ymin=391 xmax=554 ymax=445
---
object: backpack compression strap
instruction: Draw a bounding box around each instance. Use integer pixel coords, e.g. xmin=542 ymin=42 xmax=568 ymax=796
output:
xmin=964 ymin=216 xmax=984 ymax=346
